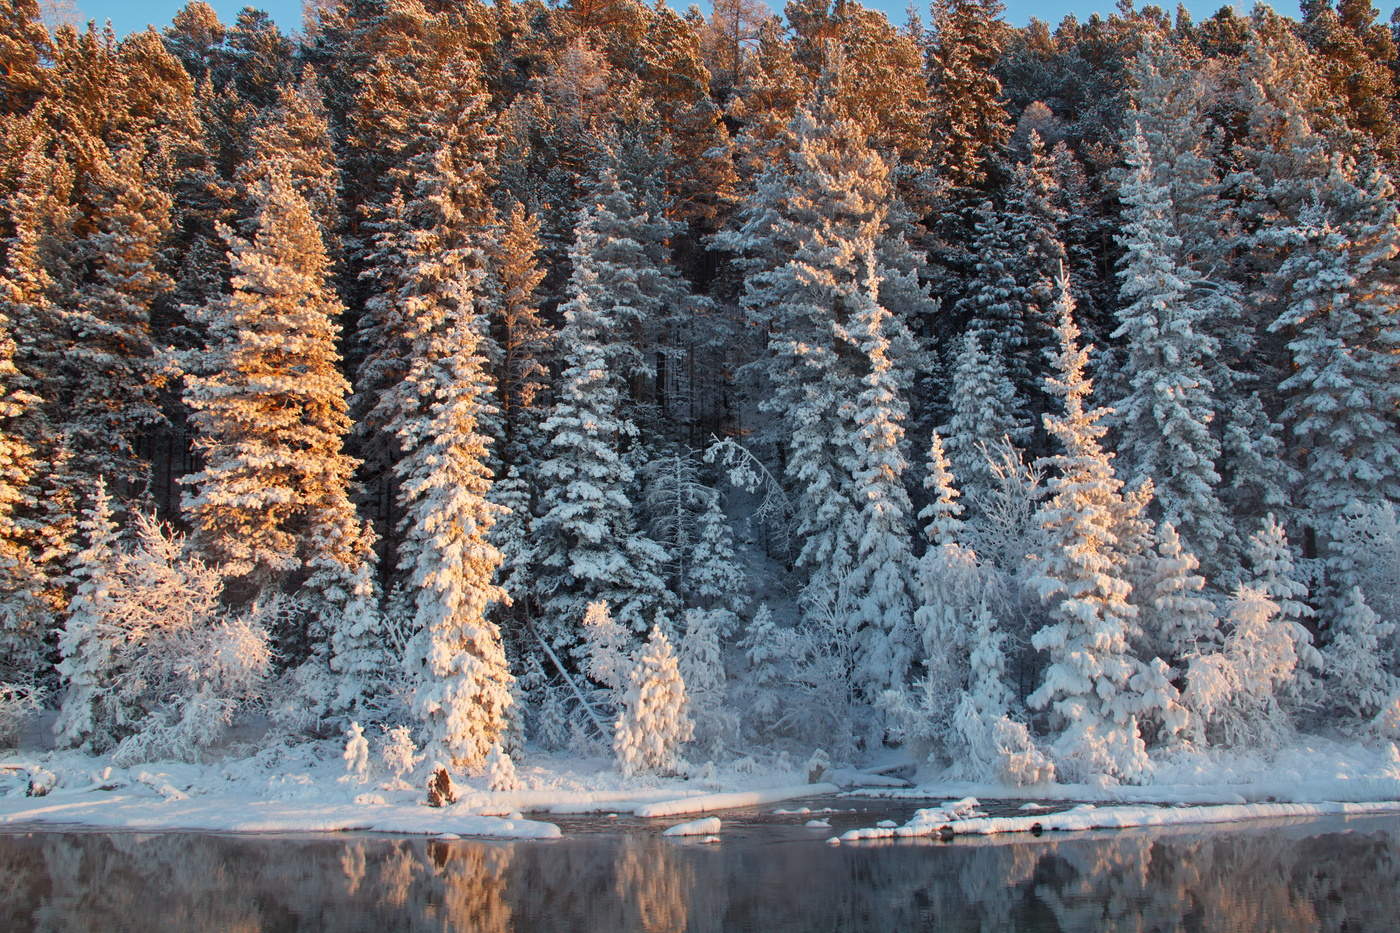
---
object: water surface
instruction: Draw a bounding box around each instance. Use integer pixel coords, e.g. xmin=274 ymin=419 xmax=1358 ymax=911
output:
xmin=2 ymin=801 xmax=1397 ymax=931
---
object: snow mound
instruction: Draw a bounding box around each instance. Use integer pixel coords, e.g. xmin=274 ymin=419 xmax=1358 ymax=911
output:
xmin=663 ymin=816 xmax=721 ymax=836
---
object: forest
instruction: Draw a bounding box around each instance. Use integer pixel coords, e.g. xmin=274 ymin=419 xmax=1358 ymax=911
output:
xmin=1 ymin=0 xmax=1399 ymax=789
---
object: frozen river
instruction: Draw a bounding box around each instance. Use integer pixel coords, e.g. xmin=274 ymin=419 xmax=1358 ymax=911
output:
xmin=3 ymin=798 xmax=1398 ymax=931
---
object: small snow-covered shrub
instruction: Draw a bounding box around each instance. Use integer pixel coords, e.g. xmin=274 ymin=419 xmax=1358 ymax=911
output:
xmin=55 ymin=509 xmax=272 ymax=764
xmin=1184 ymin=586 xmax=1297 ymax=747
xmin=380 ymin=724 xmax=422 ymax=783
xmin=614 ymin=626 xmax=693 ymax=776
xmin=1373 ymin=689 xmax=1400 ymax=741
xmin=0 ymin=677 xmax=41 ymax=747
xmin=341 ymin=721 xmax=369 ymax=784
xmin=485 ymin=743 xmax=520 ymax=791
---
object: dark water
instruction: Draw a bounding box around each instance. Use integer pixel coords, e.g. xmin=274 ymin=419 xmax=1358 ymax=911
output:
xmin=2 ymin=800 xmax=1398 ymax=932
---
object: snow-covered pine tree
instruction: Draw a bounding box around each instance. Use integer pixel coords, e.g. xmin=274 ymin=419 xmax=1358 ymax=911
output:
xmin=1110 ymin=128 xmax=1229 ymax=569
xmin=62 ymin=146 xmax=173 ymax=494
xmin=614 ymin=625 xmax=694 ymax=776
xmin=937 ymin=331 xmax=1022 ymax=520
xmin=487 ymin=201 xmax=550 ymax=468
xmin=533 ymin=217 xmax=672 ymax=652
xmin=181 ymin=155 xmax=377 ymax=676
xmin=52 ymin=481 xmax=121 ymax=750
xmin=926 ymin=0 xmax=1013 ymax=191
xmin=1028 ymin=272 xmax=1176 ymax=784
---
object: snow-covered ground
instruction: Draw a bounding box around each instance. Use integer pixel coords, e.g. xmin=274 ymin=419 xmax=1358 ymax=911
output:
xmin=3 ymin=735 xmax=1398 ymax=842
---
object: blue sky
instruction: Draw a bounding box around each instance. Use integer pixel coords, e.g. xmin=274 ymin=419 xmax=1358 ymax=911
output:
xmin=79 ymin=0 xmax=1270 ymax=37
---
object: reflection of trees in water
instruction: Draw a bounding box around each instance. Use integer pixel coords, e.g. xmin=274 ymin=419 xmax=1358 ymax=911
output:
xmin=613 ymin=836 xmax=695 ymax=933
xmin=1 ymin=818 xmax=1398 ymax=931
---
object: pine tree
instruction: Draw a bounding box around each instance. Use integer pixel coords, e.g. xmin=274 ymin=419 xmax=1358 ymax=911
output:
xmin=1111 ymin=129 xmax=1228 ymax=567
xmin=63 ymin=147 xmax=174 ymax=492
xmin=614 ymin=625 xmax=693 ymax=776
xmin=181 ymin=157 xmax=375 ymax=664
xmin=1027 ymin=274 xmax=1171 ymax=784
xmin=926 ymin=0 xmax=1012 ymax=190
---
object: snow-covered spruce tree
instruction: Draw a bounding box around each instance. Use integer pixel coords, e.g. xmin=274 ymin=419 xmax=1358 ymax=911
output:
xmin=1133 ymin=522 xmax=1218 ymax=670
xmin=1185 ymin=586 xmax=1298 ymax=748
xmin=1245 ymin=514 xmax=1322 ymax=707
xmin=712 ymin=99 xmax=915 ymax=739
xmin=1110 ymin=128 xmax=1229 ymax=570
xmin=920 ymin=430 xmax=965 ymax=549
xmin=52 ymin=481 xmax=121 ymax=750
xmin=533 ymin=217 xmax=671 ymax=653
xmin=840 ymin=250 xmax=917 ymax=721
xmin=937 ymin=331 xmax=1022 ymax=520
xmin=1322 ymin=586 xmax=1397 ymax=727
xmin=1027 ymin=273 xmax=1182 ymax=784
xmin=374 ymin=129 xmax=515 ymax=773
xmin=1269 ymin=165 xmax=1400 ymax=549
xmin=1329 ymin=501 xmax=1400 ymax=625
xmin=953 ymin=202 xmax=1034 ymax=423
xmin=396 ymin=311 xmax=515 ymax=773
xmin=581 ymin=600 xmax=632 ymax=711
xmin=946 ymin=600 xmax=1055 ymax=786
xmin=904 ymin=430 xmax=985 ymax=757
xmin=614 ymin=625 xmax=693 ymax=777
xmin=181 ymin=155 xmax=378 ymax=680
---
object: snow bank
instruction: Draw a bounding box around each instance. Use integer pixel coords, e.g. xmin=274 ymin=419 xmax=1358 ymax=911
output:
xmin=662 ymin=816 xmax=721 ymax=836
xmin=0 ymin=793 xmax=561 ymax=838
xmin=829 ymin=799 xmax=1400 ymax=845
xmin=634 ymin=783 xmax=839 ymax=817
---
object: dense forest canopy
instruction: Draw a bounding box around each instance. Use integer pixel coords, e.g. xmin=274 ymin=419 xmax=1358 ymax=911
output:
xmin=2 ymin=0 xmax=1399 ymax=784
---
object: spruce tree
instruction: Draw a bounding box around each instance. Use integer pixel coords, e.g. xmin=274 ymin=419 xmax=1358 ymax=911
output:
xmin=1028 ymin=274 xmax=1173 ymax=784
xmin=1111 ymin=129 xmax=1229 ymax=568
xmin=533 ymin=219 xmax=672 ymax=652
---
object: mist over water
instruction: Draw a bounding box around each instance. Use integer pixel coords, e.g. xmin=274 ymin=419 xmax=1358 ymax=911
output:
xmin=3 ymin=812 xmax=1398 ymax=932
